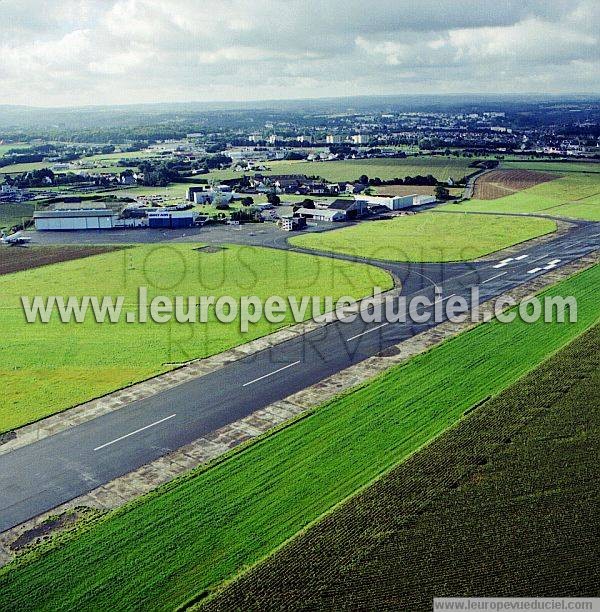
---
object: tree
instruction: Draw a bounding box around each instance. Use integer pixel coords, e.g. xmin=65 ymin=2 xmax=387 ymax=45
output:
xmin=241 ymin=196 xmax=254 ymax=207
xmin=266 ymin=193 xmax=281 ymax=206
xmin=300 ymin=199 xmax=315 ymax=209
xmin=358 ymin=174 xmax=369 ymax=185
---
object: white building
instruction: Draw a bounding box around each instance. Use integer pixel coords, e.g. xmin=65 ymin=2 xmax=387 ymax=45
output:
xmin=295 ymin=207 xmax=346 ymax=222
xmin=356 ymin=194 xmax=435 ymax=210
xmin=351 ymin=134 xmax=371 ymax=145
xmin=326 ymin=135 xmax=342 ymax=144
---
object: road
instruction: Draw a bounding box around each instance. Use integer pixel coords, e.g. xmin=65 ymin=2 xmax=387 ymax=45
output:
xmin=1 ymin=221 xmax=599 ymax=533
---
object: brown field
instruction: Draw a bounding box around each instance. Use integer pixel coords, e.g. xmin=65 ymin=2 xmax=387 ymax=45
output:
xmin=376 ymin=185 xmax=463 ymax=197
xmin=0 ymin=245 xmax=121 ymax=275
xmin=473 ymin=169 xmax=560 ymax=200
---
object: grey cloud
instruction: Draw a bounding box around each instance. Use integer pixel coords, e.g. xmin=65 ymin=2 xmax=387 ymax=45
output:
xmin=0 ymin=0 xmax=597 ymax=106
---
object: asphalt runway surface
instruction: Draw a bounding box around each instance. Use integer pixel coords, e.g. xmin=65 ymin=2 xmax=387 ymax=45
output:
xmin=1 ymin=219 xmax=598 ymax=533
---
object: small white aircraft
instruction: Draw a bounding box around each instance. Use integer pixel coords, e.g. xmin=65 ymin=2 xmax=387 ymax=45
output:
xmin=1 ymin=230 xmax=32 ymax=246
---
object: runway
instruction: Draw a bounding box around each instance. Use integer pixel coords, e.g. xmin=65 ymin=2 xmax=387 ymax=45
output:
xmin=1 ymin=220 xmax=598 ymax=533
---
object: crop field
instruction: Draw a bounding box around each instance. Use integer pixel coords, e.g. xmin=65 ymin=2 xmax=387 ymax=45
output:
xmin=289 ymin=211 xmax=556 ymax=262
xmin=473 ymin=169 xmax=560 ymax=199
xmin=0 ymin=202 xmax=36 ymax=229
xmin=454 ymin=172 xmax=600 ymax=221
xmin=500 ymin=160 xmax=600 ymax=174
xmin=0 ymin=244 xmax=389 ymax=432
xmin=207 ymin=156 xmax=475 ymax=183
xmin=0 ymin=264 xmax=598 ymax=611
xmin=0 ymin=245 xmax=119 ymax=276
xmin=205 ymin=323 xmax=600 ymax=610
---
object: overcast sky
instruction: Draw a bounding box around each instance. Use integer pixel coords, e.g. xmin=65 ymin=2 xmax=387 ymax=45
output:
xmin=0 ymin=0 xmax=598 ymax=107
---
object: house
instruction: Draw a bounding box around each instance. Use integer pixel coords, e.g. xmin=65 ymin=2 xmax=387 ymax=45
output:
xmin=345 ymin=182 xmax=368 ymax=194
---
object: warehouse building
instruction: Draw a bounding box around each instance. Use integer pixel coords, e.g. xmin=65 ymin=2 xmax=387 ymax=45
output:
xmin=356 ymin=194 xmax=436 ymax=210
xmin=328 ymin=199 xmax=368 ymax=220
xmin=295 ymin=207 xmax=346 ymax=222
xmin=147 ymin=209 xmax=199 ymax=228
xmin=34 ymin=209 xmax=117 ymax=230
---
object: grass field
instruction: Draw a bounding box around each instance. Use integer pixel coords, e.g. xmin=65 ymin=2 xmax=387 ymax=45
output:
xmin=206 ymin=156 xmax=475 ymax=183
xmin=0 ymin=264 xmax=598 ymax=611
xmin=0 ymin=202 xmax=36 ymax=229
xmin=289 ymin=212 xmax=556 ymax=262
xmin=204 ymin=323 xmax=600 ymax=610
xmin=500 ymin=160 xmax=600 ymax=174
xmin=0 ymin=161 xmax=49 ymax=175
xmin=0 ymin=244 xmax=390 ymax=433
xmin=453 ymin=172 xmax=600 ymax=221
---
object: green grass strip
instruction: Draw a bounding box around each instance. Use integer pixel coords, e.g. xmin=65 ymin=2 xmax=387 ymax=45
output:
xmin=1 ymin=264 xmax=599 ymax=611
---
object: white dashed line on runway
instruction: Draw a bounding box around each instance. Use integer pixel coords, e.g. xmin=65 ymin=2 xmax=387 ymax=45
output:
xmin=94 ymin=414 xmax=177 ymax=451
xmin=242 ymin=361 xmax=301 ymax=387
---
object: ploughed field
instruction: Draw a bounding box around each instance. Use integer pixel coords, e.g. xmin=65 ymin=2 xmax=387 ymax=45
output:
xmin=0 ymin=264 xmax=597 ymax=611
xmin=454 ymin=164 xmax=600 ymax=221
xmin=0 ymin=245 xmax=119 ymax=276
xmin=289 ymin=211 xmax=556 ymax=262
xmin=205 ymin=322 xmax=600 ymax=611
xmin=473 ymin=169 xmax=559 ymax=200
xmin=0 ymin=243 xmax=390 ymax=432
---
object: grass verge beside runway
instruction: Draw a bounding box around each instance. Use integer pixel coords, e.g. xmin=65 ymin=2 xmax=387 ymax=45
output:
xmin=0 ymin=264 xmax=598 ymax=611
xmin=0 ymin=244 xmax=390 ymax=433
xmin=453 ymin=171 xmax=600 ymax=221
xmin=289 ymin=212 xmax=556 ymax=262
xmin=204 ymin=322 xmax=600 ymax=610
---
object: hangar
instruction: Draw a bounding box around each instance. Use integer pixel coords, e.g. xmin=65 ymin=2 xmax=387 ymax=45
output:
xmin=34 ymin=209 xmax=117 ymax=231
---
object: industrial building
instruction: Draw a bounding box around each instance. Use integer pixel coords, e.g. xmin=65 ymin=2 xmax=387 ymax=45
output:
xmin=146 ymin=209 xmax=199 ymax=228
xmin=328 ymin=199 xmax=368 ymax=219
xmin=33 ymin=209 xmax=118 ymax=231
xmin=280 ymin=216 xmax=307 ymax=231
xmin=295 ymin=207 xmax=346 ymax=222
xmin=356 ymin=194 xmax=436 ymax=210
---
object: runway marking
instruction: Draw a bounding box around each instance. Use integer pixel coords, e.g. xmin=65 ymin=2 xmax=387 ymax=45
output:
xmin=94 ymin=414 xmax=176 ymax=451
xmin=481 ymin=272 xmax=507 ymax=284
xmin=514 ymin=254 xmax=529 ymax=260
xmin=527 ymin=267 xmax=542 ymax=274
xmin=492 ymin=258 xmax=513 ymax=269
xmin=433 ymin=293 xmax=457 ymax=304
xmin=347 ymin=323 xmax=389 ymax=342
xmin=543 ymin=259 xmax=561 ymax=270
xmin=242 ymin=360 xmax=301 ymax=386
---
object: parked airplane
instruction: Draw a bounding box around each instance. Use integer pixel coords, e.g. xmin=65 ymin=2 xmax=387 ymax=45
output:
xmin=0 ymin=230 xmax=32 ymax=245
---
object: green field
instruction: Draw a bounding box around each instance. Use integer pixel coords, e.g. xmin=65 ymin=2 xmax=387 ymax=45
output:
xmin=0 ymin=202 xmax=36 ymax=229
xmin=1 ymin=264 xmax=598 ymax=611
xmin=0 ymin=244 xmax=390 ymax=432
xmin=501 ymin=160 xmax=600 ymax=173
xmin=205 ymin=323 xmax=600 ymax=610
xmin=206 ymin=156 xmax=475 ymax=183
xmin=454 ymin=172 xmax=600 ymax=220
xmin=289 ymin=212 xmax=556 ymax=262
xmin=0 ymin=161 xmax=49 ymax=175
